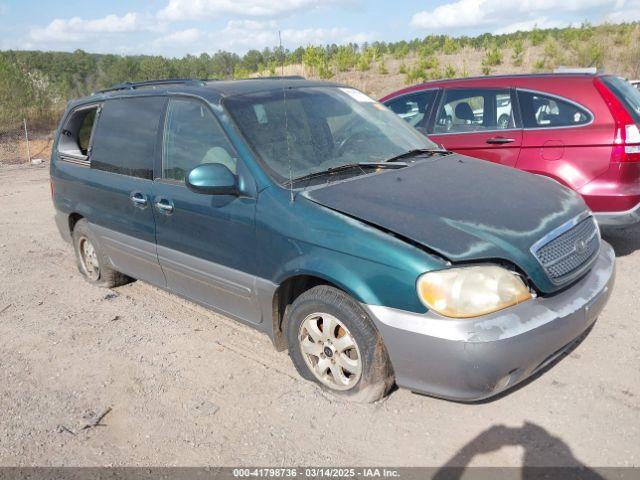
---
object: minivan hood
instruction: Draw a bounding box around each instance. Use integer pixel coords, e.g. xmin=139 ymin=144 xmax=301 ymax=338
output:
xmin=303 ymin=154 xmax=588 ymax=293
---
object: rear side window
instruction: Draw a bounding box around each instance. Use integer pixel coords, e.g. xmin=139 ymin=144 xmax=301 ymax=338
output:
xmin=91 ymin=97 xmax=166 ymax=180
xmin=433 ymin=88 xmax=514 ymax=133
xmin=518 ymin=91 xmax=591 ymax=129
xmin=385 ymin=90 xmax=437 ymax=129
xmin=601 ymin=76 xmax=640 ymax=123
xmin=58 ymin=105 xmax=99 ymax=160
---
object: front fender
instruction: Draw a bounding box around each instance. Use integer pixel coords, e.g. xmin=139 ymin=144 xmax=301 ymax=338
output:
xmin=257 ymin=186 xmax=444 ymax=314
xmin=271 ymin=245 xmax=428 ymax=313
xmin=273 ymin=254 xmax=382 ymax=306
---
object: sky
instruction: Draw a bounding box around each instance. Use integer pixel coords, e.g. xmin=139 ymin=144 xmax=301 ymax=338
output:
xmin=0 ymin=0 xmax=637 ymax=57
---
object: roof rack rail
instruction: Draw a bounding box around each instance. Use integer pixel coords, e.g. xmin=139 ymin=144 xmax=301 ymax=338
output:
xmin=93 ymin=78 xmax=208 ymax=95
xmin=553 ymin=67 xmax=598 ymax=75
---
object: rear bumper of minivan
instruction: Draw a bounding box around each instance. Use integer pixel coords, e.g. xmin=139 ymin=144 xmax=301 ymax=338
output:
xmin=54 ymin=210 xmax=72 ymax=243
xmin=363 ymin=242 xmax=615 ymax=402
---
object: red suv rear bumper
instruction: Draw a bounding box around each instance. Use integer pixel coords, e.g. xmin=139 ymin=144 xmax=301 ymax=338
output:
xmin=578 ymin=161 xmax=640 ymax=226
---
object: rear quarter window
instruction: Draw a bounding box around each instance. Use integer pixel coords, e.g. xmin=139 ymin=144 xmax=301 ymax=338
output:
xmin=58 ymin=105 xmax=99 ymax=160
xmin=517 ymin=90 xmax=591 ymax=129
xmin=91 ymin=97 xmax=166 ymax=180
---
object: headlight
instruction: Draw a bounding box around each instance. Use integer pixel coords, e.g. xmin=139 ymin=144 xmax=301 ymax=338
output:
xmin=417 ymin=266 xmax=532 ymax=318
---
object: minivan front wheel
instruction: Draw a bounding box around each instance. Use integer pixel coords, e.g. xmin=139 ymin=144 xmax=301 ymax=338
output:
xmin=78 ymin=236 xmax=100 ymax=281
xmin=286 ymin=285 xmax=394 ymax=402
xmin=299 ymin=312 xmax=363 ymax=390
xmin=72 ymin=219 xmax=131 ymax=288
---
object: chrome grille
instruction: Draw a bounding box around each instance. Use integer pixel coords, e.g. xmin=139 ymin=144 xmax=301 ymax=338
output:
xmin=532 ymin=214 xmax=600 ymax=284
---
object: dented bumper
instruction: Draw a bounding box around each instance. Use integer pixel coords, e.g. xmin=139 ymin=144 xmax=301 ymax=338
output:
xmin=364 ymin=242 xmax=616 ymax=402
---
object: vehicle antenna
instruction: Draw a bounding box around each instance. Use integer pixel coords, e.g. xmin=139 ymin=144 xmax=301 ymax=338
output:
xmin=279 ymin=30 xmax=294 ymax=203
xmin=279 ymin=30 xmax=285 ymax=77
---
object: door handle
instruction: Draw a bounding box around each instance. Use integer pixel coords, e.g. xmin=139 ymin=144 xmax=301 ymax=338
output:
xmin=155 ymin=198 xmax=174 ymax=214
xmin=130 ymin=192 xmax=148 ymax=207
xmin=486 ymin=137 xmax=516 ymax=144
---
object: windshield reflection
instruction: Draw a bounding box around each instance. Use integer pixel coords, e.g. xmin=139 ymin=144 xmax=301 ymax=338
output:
xmin=223 ymin=86 xmax=437 ymax=183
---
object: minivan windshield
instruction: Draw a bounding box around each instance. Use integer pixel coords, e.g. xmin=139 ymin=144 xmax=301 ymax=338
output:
xmin=223 ymin=86 xmax=438 ymax=183
xmin=602 ymin=76 xmax=640 ymax=123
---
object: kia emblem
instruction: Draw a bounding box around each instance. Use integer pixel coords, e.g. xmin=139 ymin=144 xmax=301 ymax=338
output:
xmin=575 ymin=239 xmax=588 ymax=254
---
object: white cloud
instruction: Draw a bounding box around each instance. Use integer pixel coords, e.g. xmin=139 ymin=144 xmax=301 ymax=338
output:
xmin=410 ymin=0 xmax=614 ymax=30
xmin=515 ymin=0 xmax=621 ymax=12
xmin=494 ymin=17 xmax=564 ymax=35
xmin=22 ymin=7 xmax=369 ymax=56
xmin=215 ymin=20 xmax=280 ymax=49
xmin=344 ymin=32 xmax=375 ymax=44
xmin=282 ymin=27 xmax=348 ymax=44
xmin=606 ymin=9 xmax=640 ymax=22
xmin=212 ymin=19 xmax=370 ymax=52
xmin=411 ymin=0 xmax=488 ymax=29
xmin=30 ymin=13 xmax=141 ymax=43
xmin=158 ymin=27 xmax=202 ymax=45
xmin=605 ymin=0 xmax=640 ymax=22
xmin=158 ymin=0 xmax=333 ymax=21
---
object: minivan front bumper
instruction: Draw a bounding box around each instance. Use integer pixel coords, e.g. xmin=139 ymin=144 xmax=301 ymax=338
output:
xmin=363 ymin=242 xmax=615 ymax=401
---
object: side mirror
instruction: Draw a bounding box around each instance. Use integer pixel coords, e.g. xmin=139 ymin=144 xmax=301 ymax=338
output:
xmin=186 ymin=163 xmax=238 ymax=196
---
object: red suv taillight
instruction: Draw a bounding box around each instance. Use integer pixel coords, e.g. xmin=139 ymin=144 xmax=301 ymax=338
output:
xmin=611 ymin=124 xmax=640 ymax=163
xmin=595 ymin=78 xmax=640 ymax=163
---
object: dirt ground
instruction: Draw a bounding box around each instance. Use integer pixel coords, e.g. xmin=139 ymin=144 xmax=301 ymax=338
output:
xmin=0 ymin=163 xmax=639 ymax=468
xmin=0 ymin=133 xmax=53 ymax=165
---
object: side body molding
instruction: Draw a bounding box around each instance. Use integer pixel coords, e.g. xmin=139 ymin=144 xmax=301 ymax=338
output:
xmin=91 ymin=223 xmax=165 ymax=286
xmin=92 ymin=223 xmax=277 ymax=333
xmin=156 ymin=244 xmax=277 ymax=328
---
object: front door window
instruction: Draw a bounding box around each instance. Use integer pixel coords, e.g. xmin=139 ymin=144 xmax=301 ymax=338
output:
xmin=163 ymin=98 xmax=239 ymax=182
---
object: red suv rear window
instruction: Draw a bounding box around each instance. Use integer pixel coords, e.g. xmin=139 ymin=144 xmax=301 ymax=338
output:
xmin=601 ymin=76 xmax=640 ymax=124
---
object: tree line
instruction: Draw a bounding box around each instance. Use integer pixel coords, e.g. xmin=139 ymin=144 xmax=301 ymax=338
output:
xmin=0 ymin=22 xmax=638 ymax=134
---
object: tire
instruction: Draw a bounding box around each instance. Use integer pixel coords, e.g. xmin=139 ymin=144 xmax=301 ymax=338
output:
xmin=72 ymin=219 xmax=131 ymax=288
xmin=286 ymin=285 xmax=394 ymax=402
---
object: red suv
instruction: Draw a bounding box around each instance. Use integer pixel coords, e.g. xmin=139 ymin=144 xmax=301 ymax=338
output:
xmin=381 ymin=74 xmax=640 ymax=227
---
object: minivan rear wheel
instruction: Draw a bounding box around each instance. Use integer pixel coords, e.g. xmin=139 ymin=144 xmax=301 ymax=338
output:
xmin=286 ymin=285 xmax=394 ymax=402
xmin=72 ymin=219 xmax=131 ymax=288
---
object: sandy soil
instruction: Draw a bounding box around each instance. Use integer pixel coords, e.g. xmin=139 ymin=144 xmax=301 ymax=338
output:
xmin=0 ymin=134 xmax=53 ymax=165
xmin=0 ymin=164 xmax=638 ymax=468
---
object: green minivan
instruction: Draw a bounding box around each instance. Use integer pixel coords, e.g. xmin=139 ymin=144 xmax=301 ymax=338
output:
xmin=51 ymin=78 xmax=615 ymax=402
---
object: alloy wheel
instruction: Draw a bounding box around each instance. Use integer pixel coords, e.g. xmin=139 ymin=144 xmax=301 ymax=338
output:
xmin=79 ymin=237 xmax=100 ymax=281
xmin=298 ymin=312 xmax=362 ymax=391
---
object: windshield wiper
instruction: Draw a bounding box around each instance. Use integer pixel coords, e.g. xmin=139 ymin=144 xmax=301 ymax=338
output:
xmin=284 ymin=162 xmax=407 ymax=187
xmin=383 ymin=148 xmax=450 ymax=163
